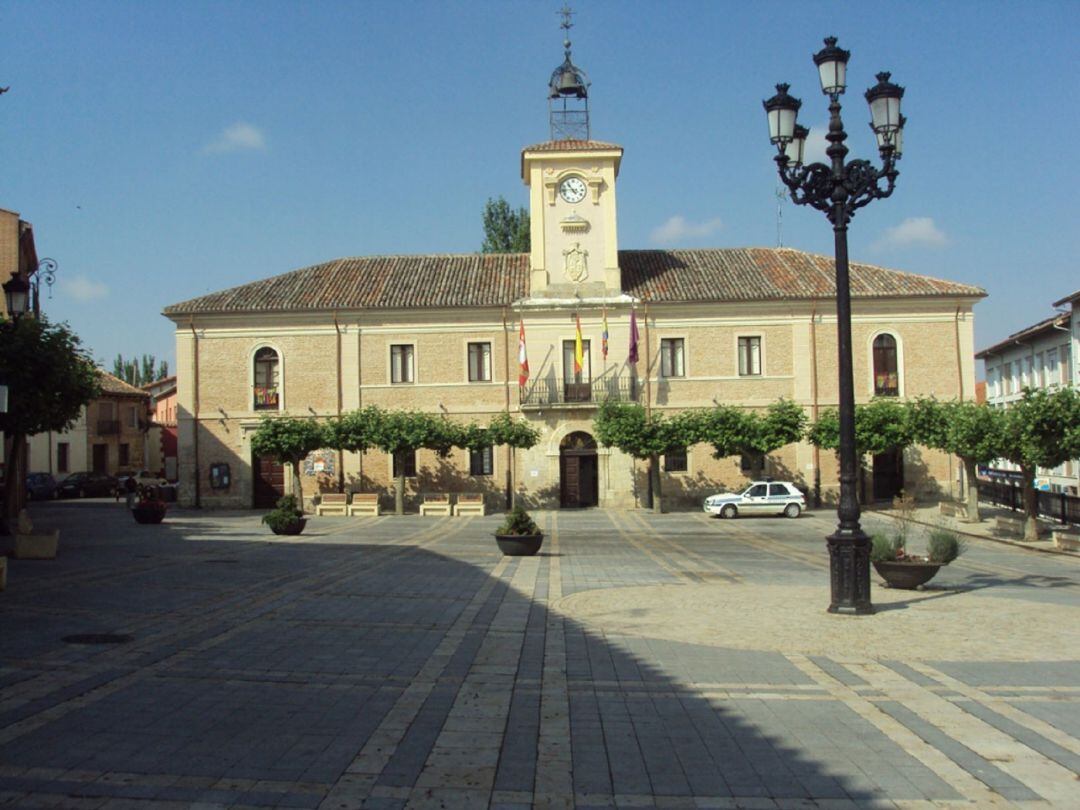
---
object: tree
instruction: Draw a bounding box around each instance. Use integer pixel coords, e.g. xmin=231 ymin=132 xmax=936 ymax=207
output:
xmin=249 ymin=417 xmax=327 ymax=509
xmin=908 ymin=398 xmax=1004 ymax=522
xmin=461 ymin=412 xmax=541 ymax=508
xmin=0 ymin=316 xmax=100 ymax=531
xmin=367 ymin=409 xmax=463 ymax=515
xmin=594 ymin=402 xmax=690 ymax=512
xmin=997 ymin=387 xmax=1080 ymax=541
xmin=112 ymin=354 xmax=169 ymax=387
xmin=481 ymin=196 xmax=530 ymax=253
xmin=807 ymin=399 xmax=912 ymax=502
xmin=694 ymin=400 xmax=807 ymax=479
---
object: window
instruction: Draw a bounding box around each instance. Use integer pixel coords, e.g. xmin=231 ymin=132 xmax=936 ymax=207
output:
xmin=660 ymin=338 xmax=685 ymax=378
xmin=57 ymin=442 xmax=69 ymax=473
xmin=562 ymin=339 xmax=591 ymax=383
xmin=1034 ymin=353 xmax=1045 ymax=388
xmin=391 ymin=344 xmax=414 ymax=384
xmin=1046 ymin=351 xmax=1058 ymax=388
xmin=747 ymin=483 xmax=768 ymax=497
xmin=872 ymin=334 xmax=899 ymax=396
xmin=1022 ymin=357 xmax=1033 ymax=387
xmin=1061 ymin=345 xmax=1072 ymax=385
xmin=768 ymin=484 xmax=790 ymax=497
xmin=119 ymin=443 xmax=130 ymax=468
xmin=740 ymin=451 xmax=764 ymax=473
xmin=738 ymin=336 xmax=761 ymax=376
xmin=392 ymin=450 xmax=416 ymax=478
xmin=1003 ymin=361 xmax=1013 ymax=394
xmin=986 ymin=367 xmax=998 ymax=399
xmin=468 ymin=342 xmax=492 ymax=382
xmin=254 ymin=347 xmax=280 ymax=409
xmin=127 ymin=405 xmax=138 ymax=428
xmin=663 ymin=448 xmax=687 ymax=472
xmin=470 ymin=446 xmax=493 ymax=476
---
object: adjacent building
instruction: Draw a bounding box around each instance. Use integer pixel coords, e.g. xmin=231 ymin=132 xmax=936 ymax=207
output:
xmin=976 ymin=290 xmax=1079 ymax=494
xmin=163 ymin=34 xmax=984 ymax=512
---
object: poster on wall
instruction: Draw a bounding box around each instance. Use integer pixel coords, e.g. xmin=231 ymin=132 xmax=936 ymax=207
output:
xmin=303 ymin=448 xmax=336 ymax=477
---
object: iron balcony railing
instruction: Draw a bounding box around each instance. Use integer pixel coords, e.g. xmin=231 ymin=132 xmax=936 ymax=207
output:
xmin=519 ymin=376 xmax=639 ymax=408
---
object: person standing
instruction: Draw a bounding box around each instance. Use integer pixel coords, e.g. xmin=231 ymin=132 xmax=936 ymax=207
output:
xmin=124 ymin=476 xmax=137 ymax=510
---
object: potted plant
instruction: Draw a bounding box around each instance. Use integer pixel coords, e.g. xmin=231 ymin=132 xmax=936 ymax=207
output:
xmin=262 ymin=495 xmax=307 ymax=536
xmin=871 ymin=528 xmax=964 ymax=590
xmin=494 ymin=504 xmax=543 ymax=556
xmin=131 ymin=485 xmax=168 ymax=525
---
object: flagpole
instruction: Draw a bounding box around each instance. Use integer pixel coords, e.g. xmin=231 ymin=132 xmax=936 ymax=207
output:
xmin=503 ymin=307 xmax=512 ymax=510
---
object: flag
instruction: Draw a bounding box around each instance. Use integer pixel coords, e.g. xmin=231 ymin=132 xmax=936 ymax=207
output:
xmin=602 ymin=309 xmax=609 ymax=361
xmin=628 ymin=309 xmax=640 ymax=363
xmin=574 ymin=314 xmax=584 ymax=375
xmin=518 ymin=319 xmax=529 ymax=387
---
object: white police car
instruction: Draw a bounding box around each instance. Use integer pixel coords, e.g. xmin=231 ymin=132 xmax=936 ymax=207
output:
xmin=703 ymin=480 xmax=805 ymax=519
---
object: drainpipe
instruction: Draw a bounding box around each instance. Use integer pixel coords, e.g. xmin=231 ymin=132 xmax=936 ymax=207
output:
xmin=334 ymin=312 xmax=344 ymax=493
xmin=189 ymin=318 xmax=201 ymax=508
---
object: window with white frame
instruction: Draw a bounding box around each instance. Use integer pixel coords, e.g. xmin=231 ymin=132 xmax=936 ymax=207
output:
xmin=1035 ymin=352 xmax=1045 ymax=388
xmin=1046 ymin=351 xmax=1058 ymax=388
xmin=738 ymin=336 xmax=761 ymax=376
xmin=1061 ymin=345 xmax=1072 ymax=385
xmin=468 ymin=342 xmax=492 ymax=383
xmin=1003 ymin=361 xmax=1013 ymax=394
xmin=660 ymin=338 xmax=685 ymax=378
xmin=391 ymin=344 xmax=414 ymax=384
xmin=469 ymin=446 xmax=493 ymax=476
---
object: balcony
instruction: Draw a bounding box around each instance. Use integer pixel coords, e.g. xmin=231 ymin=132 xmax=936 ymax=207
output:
xmin=254 ymin=386 xmax=280 ymax=410
xmin=520 ymin=376 xmax=639 ymax=409
xmin=96 ymin=420 xmax=120 ymax=435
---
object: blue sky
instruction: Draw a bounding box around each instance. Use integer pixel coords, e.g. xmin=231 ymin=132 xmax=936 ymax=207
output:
xmin=3 ymin=1 xmax=1077 ymax=375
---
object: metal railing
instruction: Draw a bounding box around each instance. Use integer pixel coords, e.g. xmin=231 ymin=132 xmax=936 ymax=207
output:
xmin=520 ymin=376 xmax=639 ymax=408
xmin=979 ymin=480 xmax=1080 ymax=526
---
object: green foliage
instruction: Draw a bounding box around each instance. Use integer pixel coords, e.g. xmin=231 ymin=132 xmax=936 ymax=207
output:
xmin=261 ymin=495 xmax=305 ymax=532
xmin=689 ymin=405 xmax=753 ymax=459
xmin=325 ymin=406 xmax=383 ymax=453
xmin=927 ymin=529 xmax=964 ymax=564
xmin=807 ymin=399 xmax=912 ymax=456
xmin=751 ymin=399 xmax=809 ymax=455
xmin=486 ymin=412 xmax=541 ymax=450
xmin=481 ymin=196 xmax=530 ymax=253
xmin=594 ymin=402 xmax=687 ymax=459
xmin=908 ymin=398 xmax=1002 ymax=465
xmin=112 ymin=353 xmax=168 ymax=386
xmin=370 ymin=409 xmax=461 ymax=458
xmin=999 ymin=387 xmax=1080 ymax=472
xmin=870 ymin=533 xmax=903 ymax=563
xmin=250 ymin=417 xmax=327 ymax=467
xmin=0 ymin=316 xmax=100 ymax=438
xmin=496 ymin=504 xmax=540 ymax=536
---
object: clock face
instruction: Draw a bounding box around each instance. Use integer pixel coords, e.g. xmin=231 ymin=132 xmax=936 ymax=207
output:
xmin=559 ymin=176 xmax=588 ymax=204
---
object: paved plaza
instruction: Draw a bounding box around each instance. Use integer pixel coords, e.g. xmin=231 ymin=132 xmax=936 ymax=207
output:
xmin=1 ymin=500 xmax=1078 ymax=809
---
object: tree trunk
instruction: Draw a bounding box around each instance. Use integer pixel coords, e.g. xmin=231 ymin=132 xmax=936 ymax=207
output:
xmin=394 ymin=452 xmax=405 ymax=516
xmin=1 ymin=432 xmax=26 ymax=535
xmin=1022 ymin=464 xmax=1040 ymax=542
xmin=292 ymin=461 xmax=305 ymax=512
xmin=649 ymin=454 xmax=663 ymax=514
xmin=962 ymin=458 xmax=980 ymax=523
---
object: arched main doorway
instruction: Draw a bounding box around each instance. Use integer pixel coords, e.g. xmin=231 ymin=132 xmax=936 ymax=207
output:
xmin=560 ymin=431 xmax=598 ymax=508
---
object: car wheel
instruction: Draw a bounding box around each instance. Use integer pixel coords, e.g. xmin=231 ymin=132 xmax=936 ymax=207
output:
xmin=783 ymin=503 xmax=801 ymax=518
xmin=720 ymin=504 xmax=738 ymax=519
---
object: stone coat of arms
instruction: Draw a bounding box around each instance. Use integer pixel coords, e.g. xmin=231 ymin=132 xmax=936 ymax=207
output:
xmin=563 ymin=242 xmax=589 ymax=283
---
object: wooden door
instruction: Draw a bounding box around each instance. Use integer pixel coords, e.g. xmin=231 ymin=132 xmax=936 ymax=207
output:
xmin=92 ymin=444 xmax=108 ymax=473
xmin=561 ymin=455 xmax=581 ymax=508
xmin=872 ymin=450 xmax=903 ymax=502
xmin=254 ymin=454 xmax=286 ymax=508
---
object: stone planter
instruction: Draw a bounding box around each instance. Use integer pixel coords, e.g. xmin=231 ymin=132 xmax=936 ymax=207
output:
xmin=269 ymin=518 xmax=307 ymax=536
xmin=14 ymin=531 xmax=60 ymax=560
xmin=872 ymin=560 xmax=942 ymax=590
xmin=132 ymin=502 xmax=167 ymax=524
xmin=495 ymin=533 xmax=544 ymax=556
xmin=1053 ymin=530 xmax=1080 ymax=552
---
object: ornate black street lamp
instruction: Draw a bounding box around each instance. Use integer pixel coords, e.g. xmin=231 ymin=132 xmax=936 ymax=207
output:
xmin=763 ymin=37 xmax=904 ymax=614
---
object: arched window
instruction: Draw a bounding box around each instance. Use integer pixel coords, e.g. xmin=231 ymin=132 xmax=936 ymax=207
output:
xmin=873 ymin=334 xmax=899 ymax=396
xmin=254 ymin=347 xmax=280 ymax=410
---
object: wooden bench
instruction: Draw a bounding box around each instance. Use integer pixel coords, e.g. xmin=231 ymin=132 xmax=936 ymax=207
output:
xmin=348 ymin=493 xmax=381 ymax=517
xmin=454 ymin=493 xmax=485 ymax=516
xmin=419 ymin=493 xmax=452 ymax=516
xmin=939 ymin=501 xmax=966 ymax=518
xmin=315 ymin=493 xmax=349 ymax=516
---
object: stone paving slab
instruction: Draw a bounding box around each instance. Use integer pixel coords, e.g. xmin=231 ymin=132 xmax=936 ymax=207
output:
xmin=0 ymin=499 xmax=1077 ymax=807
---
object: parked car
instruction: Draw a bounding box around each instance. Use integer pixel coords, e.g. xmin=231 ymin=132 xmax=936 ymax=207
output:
xmin=704 ymin=480 xmax=806 ymax=519
xmin=26 ymin=472 xmax=59 ymax=500
xmin=114 ymin=469 xmax=168 ymax=497
xmin=57 ymin=471 xmax=119 ymax=499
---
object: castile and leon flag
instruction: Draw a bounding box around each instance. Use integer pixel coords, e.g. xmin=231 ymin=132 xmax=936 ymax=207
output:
xmin=518 ymin=319 xmax=529 ymax=387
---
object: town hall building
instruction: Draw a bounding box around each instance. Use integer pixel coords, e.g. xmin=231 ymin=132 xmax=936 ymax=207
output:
xmin=163 ymin=29 xmax=984 ymax=512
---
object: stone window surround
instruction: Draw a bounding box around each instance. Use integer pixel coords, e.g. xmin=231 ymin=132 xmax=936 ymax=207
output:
xmin=249 ymin=342 xmax=285 ymax=412
xmin=390 ymin=343 xmax=416 ymax=385
xmin=867 ymin=329 xmax=904 ymax=398
xmin=736 ymin=334 xmax=764 ymax=377
xmin=659 ymin=336 xmax=687 ymax=379
xmin=466 ymin=341 xmax=493 ymax=384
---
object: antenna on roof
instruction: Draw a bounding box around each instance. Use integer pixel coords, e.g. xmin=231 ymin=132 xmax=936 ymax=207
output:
xmin=775 ymin=185 xmax=787 ymax=248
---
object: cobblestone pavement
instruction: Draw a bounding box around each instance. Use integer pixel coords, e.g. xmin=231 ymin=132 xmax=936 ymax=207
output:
xmin=1 ymin=500 xmax=1077 ymax=809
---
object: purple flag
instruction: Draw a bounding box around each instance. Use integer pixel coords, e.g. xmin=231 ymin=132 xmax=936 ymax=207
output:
xmin=628 ymin=309 xmax=640 ymax=364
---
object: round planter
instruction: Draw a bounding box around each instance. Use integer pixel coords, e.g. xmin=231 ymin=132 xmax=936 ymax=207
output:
xmin=132 ymin=503 xmax=167 ymax=525
xmin=495 ymin=533 xmax=544 ymax=556
xmin=269 ymin=518 xmax=307 ymax=536
xmin=873 ymin=560 xmax=942 ymax=590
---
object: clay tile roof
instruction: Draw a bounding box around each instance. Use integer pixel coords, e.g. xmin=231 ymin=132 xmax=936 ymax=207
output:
xmin=163 ymin=247 xmax=985 ymax=317
xmin=97 ymin=370 xmax=150 ymax=398
xmin=521 ymin=139 xmax=623 ymax=152
xmin=974 ymin=312 xmax=1069 ymax=358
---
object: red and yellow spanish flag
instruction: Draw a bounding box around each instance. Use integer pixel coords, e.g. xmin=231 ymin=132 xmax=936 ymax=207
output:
xmin=518 ymin=319 xmax=529 ymax=387
xmin=574 ymin=314 xmax=584 ymax=375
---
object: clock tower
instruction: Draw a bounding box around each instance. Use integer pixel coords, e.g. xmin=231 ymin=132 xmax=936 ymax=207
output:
xmin=521 ymin=8 xmax=622 ymax=298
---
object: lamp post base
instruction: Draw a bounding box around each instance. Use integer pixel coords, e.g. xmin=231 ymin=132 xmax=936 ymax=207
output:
xmin=826 ymin=530 xmax=874 ymax=614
